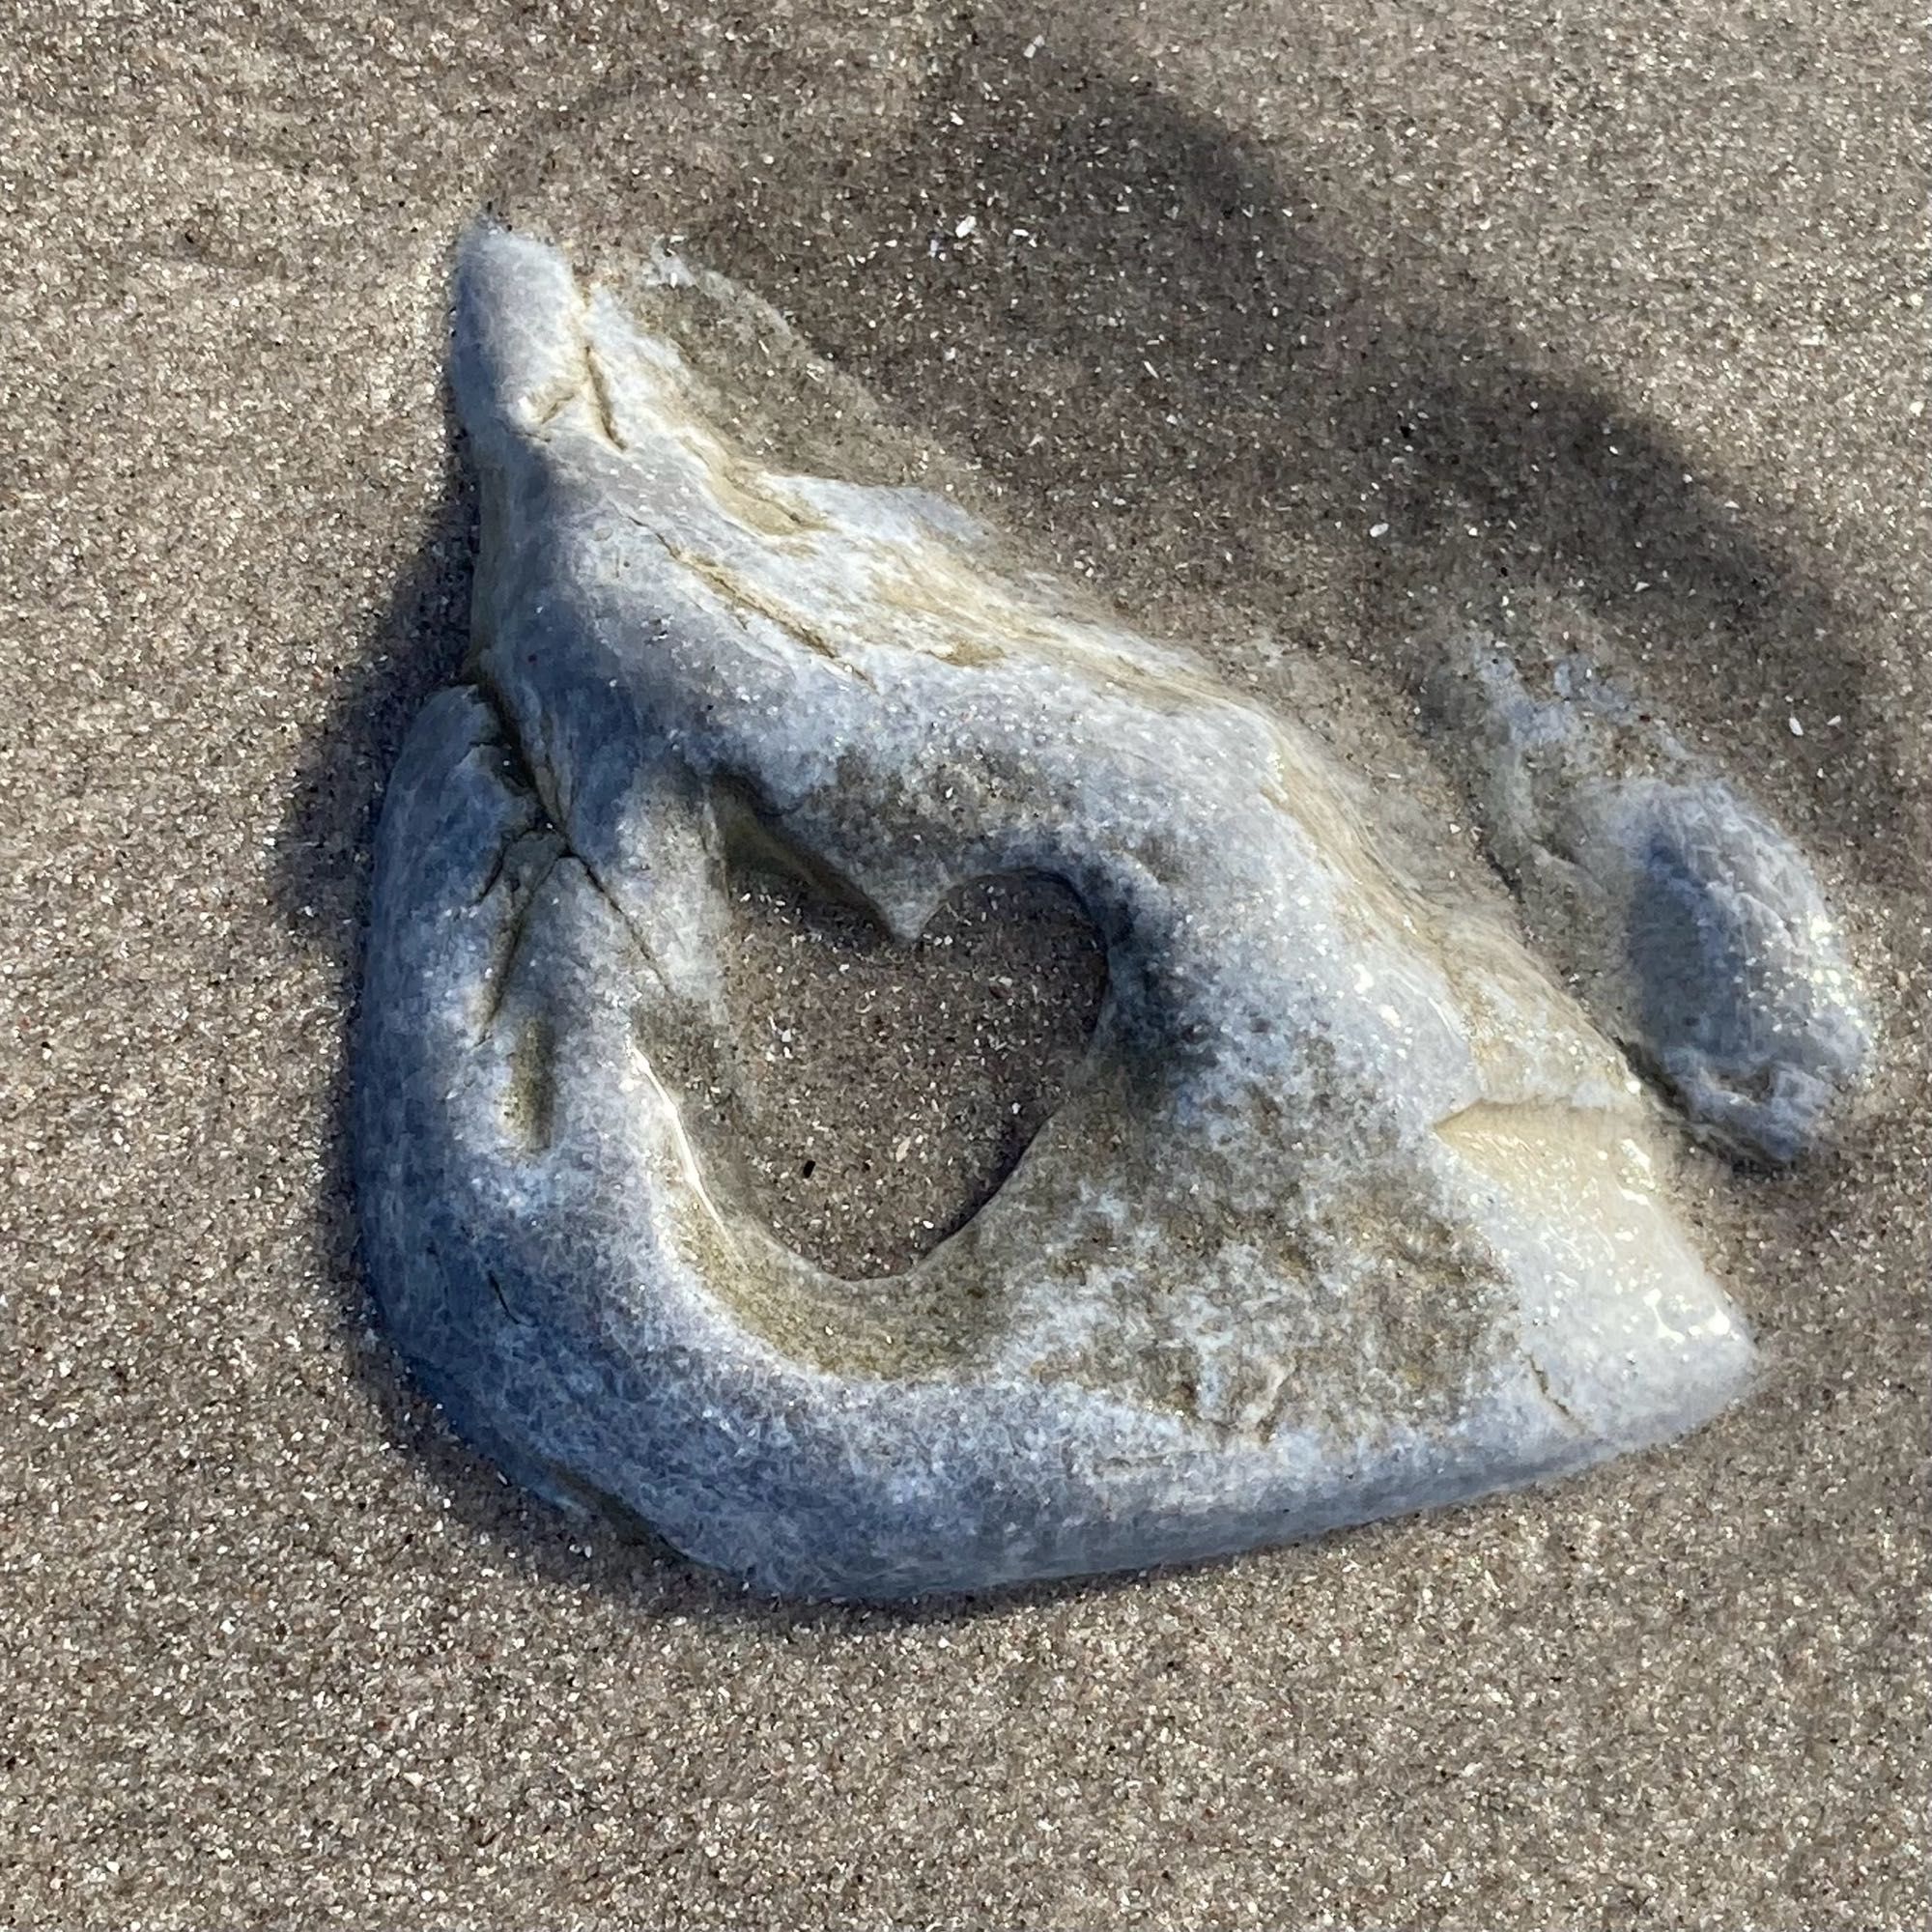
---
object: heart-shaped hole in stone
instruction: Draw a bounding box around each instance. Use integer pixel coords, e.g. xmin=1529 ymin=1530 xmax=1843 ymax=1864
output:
xmin=707 ymin=846 xmax=1110 ymax=1281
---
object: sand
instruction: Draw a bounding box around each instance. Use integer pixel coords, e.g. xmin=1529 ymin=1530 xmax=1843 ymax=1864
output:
xmin=2 ymin=1 xmax=1925 ymax=1925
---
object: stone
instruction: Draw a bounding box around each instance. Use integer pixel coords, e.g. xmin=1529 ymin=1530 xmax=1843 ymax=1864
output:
xmin=1425 ymin=639 xmax=1871 ymax=1165
xmin=352 ymin=222 xmax=1756 ymax=1600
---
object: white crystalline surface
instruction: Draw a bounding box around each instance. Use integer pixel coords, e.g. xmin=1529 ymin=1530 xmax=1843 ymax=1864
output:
xmin=353 ymin=224 xmax=1756 ymax=1600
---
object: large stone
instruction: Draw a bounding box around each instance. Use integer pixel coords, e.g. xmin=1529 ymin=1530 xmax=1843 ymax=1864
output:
xmin=352 ymin=223 xmax=1755 ymax=1600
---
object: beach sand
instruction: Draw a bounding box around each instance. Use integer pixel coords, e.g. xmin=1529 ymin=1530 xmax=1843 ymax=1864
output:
xmin=2 ymin=2 xmax=1925 ymax=1924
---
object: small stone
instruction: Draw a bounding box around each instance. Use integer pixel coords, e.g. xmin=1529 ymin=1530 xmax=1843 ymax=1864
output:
xmin=1425 ymin=639 xmax=1870 ymax=1165
xmin=352 ymin=224 xmax=1754 ymax=1600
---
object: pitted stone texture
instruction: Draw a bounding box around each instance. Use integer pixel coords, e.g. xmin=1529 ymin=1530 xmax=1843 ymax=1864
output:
xmin=352 ymin=224 xmax=1754 ymax=1600
xmin=1427 ymin=639 xmax=1871 ymax=1165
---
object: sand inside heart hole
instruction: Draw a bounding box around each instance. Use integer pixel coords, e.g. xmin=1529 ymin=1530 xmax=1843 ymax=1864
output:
xmin=710 ymin=854 xmax=1109 ymax=1280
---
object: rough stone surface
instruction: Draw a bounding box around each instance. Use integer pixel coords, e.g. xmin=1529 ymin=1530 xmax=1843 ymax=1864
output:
xmin=1427 ymin=639 xmax=1872 ymax=1164
xmin=354 ymin=224 xmax=1756 ymax=1599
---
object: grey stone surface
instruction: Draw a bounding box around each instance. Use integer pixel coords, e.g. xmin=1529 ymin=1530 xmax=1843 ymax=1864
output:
xmin=1427 ymin=639 xmax=1872 ymax=1164
xmin=354 ymin=222 xmax=1755 ymax=1600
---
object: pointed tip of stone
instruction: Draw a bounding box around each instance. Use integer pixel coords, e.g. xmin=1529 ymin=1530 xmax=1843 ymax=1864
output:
xmin=449 ymin=218 xmax=591 ymax=460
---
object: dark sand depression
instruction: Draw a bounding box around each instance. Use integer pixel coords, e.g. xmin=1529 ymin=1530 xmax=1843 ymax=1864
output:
xmin=2 ymin=2 xmax=1925 ymax=1925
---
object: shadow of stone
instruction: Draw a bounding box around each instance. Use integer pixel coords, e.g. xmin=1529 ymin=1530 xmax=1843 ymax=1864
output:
xmin=669 ymin=19 xmax=1894 ymax=863
xmin=268 ymin=14 xmax=1900 ymax=1621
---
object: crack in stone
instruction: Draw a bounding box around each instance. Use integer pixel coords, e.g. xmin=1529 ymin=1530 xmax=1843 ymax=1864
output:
xmin=1524 ymin=1350 xmax=1583 ymax=1432
xmin=526 ymin=259 xmax=627 ymax=448
xmin=474 ymin=835 xmax=566 ymax=1041
xmin=583 ymin=340 xmax=624 ymax=448
xmin=463 ymin=676 xmax=670 ymax=1007
xmin=471 ymin=827 xmax=514 ymax=908
xmin=486 ymin=1268 xmax=530 ymax=1326
xmin=661 ymin=539 xmax=879 ymax=691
